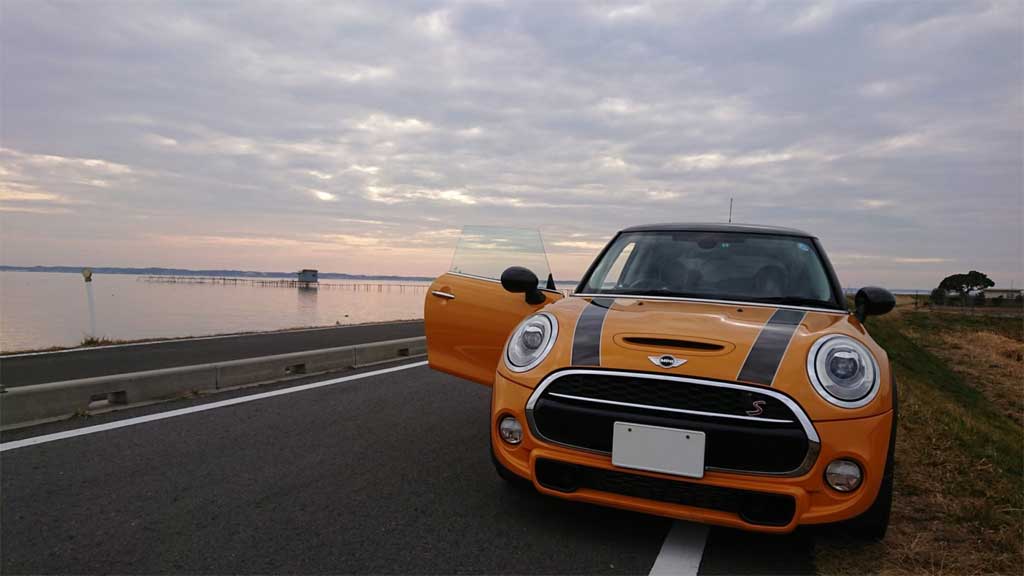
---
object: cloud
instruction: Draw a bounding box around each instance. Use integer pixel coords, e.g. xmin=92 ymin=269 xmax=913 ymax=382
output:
xmin=858 ymin=79 xmax=920 ymax=99
xmin=876 ymin=1 xmax=1019 ymax=49
xmin=0 ymin=189 xmax=65 ymax=202
xmin=0 ymin=205 xmax=73 ymax=214
xmin=415 ymin=10 xmax=452 ymax=38
xmin=552 ymin=240 xmax=607 ymax=251
xmin=667 ymin=150 xmax=803 ymax=171
xmin=787 ymin=1 xmax=837 ymax=32
xmin=346 ymin=164 xmax=380 ymax=175
xmin=598 ymin=156 xmax=630 ymax=171
xmin=143 ymin=134 xmax=180 ymax=148
xmin=457 ymin=126 xmax=484 ymax=138
xmin=892 ymin=257 xmax=950 ymax=264
xmin=356 ymin=114 xmax=433 ymax=134
xmin=831 ymin=253 xmax=951 ymax=266
xmin=1 ymin=148 xmax=132 ymax=176
xmin=0 ymin=1 xmax=1019 ymax=287
xmin=599 ymin=4 xmax=655 ymax=22
xmin=336 ymin=217 xmax=386 ymax=225
xmin=311 ymin=190 xmax=337 ymax=201
xmin=0 ymin=148 xmax=132 ymax=213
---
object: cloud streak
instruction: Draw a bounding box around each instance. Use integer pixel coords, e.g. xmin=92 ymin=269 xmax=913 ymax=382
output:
xmin=0 ymin=0 xmax=1020 ymax=287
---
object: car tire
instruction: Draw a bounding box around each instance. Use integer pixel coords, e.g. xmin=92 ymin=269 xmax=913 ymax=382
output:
xmin=490 ymin=437 xmax=531 ymax=487
xmin=842 ymin=374 xmax=898 ymax=541
xmin=843 ymin=461 xmax=893 ymax=541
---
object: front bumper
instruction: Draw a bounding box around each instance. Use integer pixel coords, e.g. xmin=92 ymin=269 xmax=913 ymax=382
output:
xmin=491 ymin=371 xmax=893 ymax=534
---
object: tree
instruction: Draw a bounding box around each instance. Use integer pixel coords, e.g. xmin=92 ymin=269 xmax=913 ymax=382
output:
xmin=929 ymin=287 xmax=946 ymax=306
xmin=937 ymin=271 xmax=995 ymax=307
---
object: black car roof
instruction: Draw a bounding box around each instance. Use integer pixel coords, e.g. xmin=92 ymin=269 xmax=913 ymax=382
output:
xmin=619 ymin=222 xmax=815 ymax=238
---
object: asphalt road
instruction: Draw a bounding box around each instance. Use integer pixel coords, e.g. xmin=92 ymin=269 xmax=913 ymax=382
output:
xmin=0 ymin=321 xmax=424 ymax=387
xmin=0 ymin=361 xmax=814 ymax=575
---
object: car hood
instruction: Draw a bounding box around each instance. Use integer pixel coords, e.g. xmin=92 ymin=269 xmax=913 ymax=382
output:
xmin=498 ymin=295 xmax=892 ymax=421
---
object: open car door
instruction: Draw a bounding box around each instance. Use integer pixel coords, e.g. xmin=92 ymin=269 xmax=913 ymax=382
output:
xmin=425 ymin=227 xmax=563 ymax=386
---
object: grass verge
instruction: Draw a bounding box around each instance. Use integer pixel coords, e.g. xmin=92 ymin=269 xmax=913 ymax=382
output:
xmin=815 ymin=306 xmax=1023 ymax=574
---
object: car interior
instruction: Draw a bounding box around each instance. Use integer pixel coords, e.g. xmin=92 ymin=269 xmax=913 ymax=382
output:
xmin=598 ymin=233 xmax=834 ymax=303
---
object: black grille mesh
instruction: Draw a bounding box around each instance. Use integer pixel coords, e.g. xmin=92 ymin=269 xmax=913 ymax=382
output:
xmin=535 ymin=459 xmax=796 ymax=526
xmin=545 ymin=372 xmax=792 ymax=420
xmin=532 ymin=372 xmax=811 ymax=474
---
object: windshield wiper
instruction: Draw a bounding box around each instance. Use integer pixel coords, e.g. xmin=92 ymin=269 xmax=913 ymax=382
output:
xmin=749 ymin=296 xmax=842 ymax=309
xmin=634 ymin=289 xmax=694 ymax=297
xmin=599 ymin=289 xmax=700 ymax=298
xmin=594 ymin=290 xmax=842 ymax=310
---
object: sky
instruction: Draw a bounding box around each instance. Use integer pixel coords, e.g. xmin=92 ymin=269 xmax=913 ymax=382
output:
xmin=1 ymin=1 xmax=1021 ymax=288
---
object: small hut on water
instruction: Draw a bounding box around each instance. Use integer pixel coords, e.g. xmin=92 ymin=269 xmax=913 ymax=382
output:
xmin=297 ymin=269 xmax=319 ymax=288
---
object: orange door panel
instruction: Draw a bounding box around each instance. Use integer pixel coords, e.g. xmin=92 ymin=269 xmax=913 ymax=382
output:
xmin=425 ymin=273 xmax=562 ymax=386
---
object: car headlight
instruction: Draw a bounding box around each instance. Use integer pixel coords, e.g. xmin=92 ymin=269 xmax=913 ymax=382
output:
xmin=505 ymin=312 xmax=558 ymax=372
xmin=807 ymin=335 xmax=880 ymax=408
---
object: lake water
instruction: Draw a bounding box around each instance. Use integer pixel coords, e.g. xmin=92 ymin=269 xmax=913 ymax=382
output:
xmin=0 ymin=271 xmax=431 ymax=352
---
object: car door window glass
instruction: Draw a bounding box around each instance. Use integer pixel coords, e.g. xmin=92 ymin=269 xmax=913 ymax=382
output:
xmin=449 ymin=226 xmax=551 ymax=287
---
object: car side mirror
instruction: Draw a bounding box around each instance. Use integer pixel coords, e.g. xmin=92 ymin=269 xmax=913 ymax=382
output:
xmin=854 ymin=286 xmax=895 ymax=322
xmin=501 ymin=266 xmax=545 ymax=305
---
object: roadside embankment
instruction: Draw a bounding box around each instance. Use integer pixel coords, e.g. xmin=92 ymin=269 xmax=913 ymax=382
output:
xmin=0 ymin=320 xmax=424 ymax=387
xmin=0 ymin=336 xmax=425 ymax=429
xmin=815 ymin=304 xmax=1023 ymax=575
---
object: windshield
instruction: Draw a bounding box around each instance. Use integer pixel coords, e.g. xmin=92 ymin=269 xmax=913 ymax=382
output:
xmin=579 ymin=231 xmax=841 ymax=309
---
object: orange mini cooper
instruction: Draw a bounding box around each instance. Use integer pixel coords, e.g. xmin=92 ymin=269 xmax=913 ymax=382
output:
xmin=425 ymin=223 xmax=897 ymax=539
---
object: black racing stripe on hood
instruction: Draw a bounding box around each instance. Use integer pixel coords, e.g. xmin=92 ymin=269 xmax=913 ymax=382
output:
xmin=571 ymin=297 xmax=615 ymax=366
xmin=737 ymin=308 xmax=806 ymax=386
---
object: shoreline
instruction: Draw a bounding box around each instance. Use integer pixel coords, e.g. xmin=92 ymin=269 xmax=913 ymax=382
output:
xmin=0 ymin=266 xmax=434 ymax=282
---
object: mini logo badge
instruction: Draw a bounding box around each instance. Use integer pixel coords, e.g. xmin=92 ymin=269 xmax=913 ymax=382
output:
xmin=649 ymin=354 xmax=686 ymax=369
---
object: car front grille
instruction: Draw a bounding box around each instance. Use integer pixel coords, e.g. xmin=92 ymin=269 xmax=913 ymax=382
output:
xmin=527 ymin=370 xmax=818 ymax=475
xmin=534 ymin=459 xmax=796 ymax=527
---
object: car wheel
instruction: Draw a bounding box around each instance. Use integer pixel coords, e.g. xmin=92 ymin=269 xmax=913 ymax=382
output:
xmin=842 ymin=462 xmax=893 ymax=541
xmin=842 ymin=374 xmax=897 ymax=541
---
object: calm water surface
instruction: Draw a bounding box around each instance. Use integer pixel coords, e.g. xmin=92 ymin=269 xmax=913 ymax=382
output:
xmin=0 ymin=271 xmax=430 ymax=351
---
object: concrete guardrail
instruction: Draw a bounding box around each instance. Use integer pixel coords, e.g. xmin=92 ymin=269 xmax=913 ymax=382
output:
xmin=0 ymin=336 xmax=425 ymax=429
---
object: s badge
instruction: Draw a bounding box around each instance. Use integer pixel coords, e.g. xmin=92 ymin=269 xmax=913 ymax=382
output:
xmin=648 ymin=354 xmax=687 ymax=369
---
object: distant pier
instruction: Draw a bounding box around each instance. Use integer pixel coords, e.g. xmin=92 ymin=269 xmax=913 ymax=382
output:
xmin=137 ymin=276 xmax=428 ymax=292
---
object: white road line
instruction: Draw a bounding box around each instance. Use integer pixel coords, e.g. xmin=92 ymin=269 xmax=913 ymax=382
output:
xmin=649 ymin=521 xmax=709 ymax=576
xmin=0 ymin=360 xmax=429 ymax=452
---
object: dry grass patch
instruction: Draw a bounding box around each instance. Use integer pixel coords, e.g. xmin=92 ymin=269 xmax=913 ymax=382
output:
xmin=900 ymin=307 xmax=1022 ymax=427
xmin=815 ymin=307 xmax=1023 ymax=575
xmin=927 ymin=331 xmax=1023 ymax=426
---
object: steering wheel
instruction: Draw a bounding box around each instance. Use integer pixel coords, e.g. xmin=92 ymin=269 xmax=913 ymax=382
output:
xmin=753 ymin=266 xmax=786 ymax=297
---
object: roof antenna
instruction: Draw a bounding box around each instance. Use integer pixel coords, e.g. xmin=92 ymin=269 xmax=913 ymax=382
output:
xmin=728 ymin=197 xmax=733 ymax=223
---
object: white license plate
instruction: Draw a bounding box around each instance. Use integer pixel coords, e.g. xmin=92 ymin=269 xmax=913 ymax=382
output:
xmin=612 ymin=422 xmax=706 ymax=479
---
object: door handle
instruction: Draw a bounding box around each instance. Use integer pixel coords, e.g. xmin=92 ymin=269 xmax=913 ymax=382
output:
xmin=431 ymin=290 xmax=456 ymax=300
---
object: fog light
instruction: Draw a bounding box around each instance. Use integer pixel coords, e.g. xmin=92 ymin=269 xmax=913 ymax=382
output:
xmin=498 ymin=416 xmax=523 ymax=445
xmin=825 ymin=459 xmax=863 ymax=492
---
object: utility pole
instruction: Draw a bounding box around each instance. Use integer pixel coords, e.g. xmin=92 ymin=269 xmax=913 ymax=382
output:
xmin=728 ymin=198 xmax=733 ymax=223
xmin=82 ymin=268 xmax=96 ymax=338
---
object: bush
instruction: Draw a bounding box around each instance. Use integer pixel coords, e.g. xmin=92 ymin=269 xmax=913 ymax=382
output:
xmin=973 ymin=292 xmax=986 ymax=307
xmin=930 ymin=287 xmax=947 ymax=306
